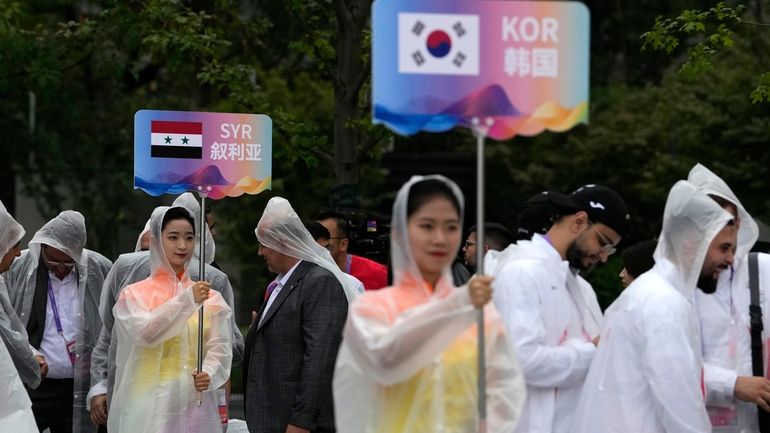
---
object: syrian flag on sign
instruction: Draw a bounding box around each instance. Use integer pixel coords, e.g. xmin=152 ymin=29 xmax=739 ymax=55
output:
xmin=151 ymin=121 xmax=203 ymax=159
xmin=398 ymin=12 xmax=480 ymax=76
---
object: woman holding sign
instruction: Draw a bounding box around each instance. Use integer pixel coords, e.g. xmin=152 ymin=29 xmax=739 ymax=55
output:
xmin=109 ymin=206 xmax=232 ymax=433
xmin=333 ymin=175 xmax=525 ymax=433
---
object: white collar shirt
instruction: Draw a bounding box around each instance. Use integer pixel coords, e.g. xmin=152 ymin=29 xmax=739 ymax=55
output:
xmin=40 ymin=269 xmax=80 ymax=379
xmin=259 ymin=260 xmax=302 ymax=326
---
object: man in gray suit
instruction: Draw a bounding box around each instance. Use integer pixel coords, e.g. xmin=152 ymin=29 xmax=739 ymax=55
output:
xmin=244 ymin=197 xmax=349 ymax=433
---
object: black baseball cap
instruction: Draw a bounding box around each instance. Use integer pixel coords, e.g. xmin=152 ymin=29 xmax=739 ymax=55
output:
xmin=516 ymin=191 xmax=581 ymax=240
xmin=570 ymin=184 xmax=630 ymax=237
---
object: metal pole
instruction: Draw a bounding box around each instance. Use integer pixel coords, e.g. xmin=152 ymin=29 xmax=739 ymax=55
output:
xmin=472 ymin=117 xmax=493 ymax=433
xmin=197 ymin=193 xmax=207 ymax=404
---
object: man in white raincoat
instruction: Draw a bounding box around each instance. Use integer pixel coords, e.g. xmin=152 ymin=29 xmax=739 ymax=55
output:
xmin=491 ymin=185 xmax=629 ymax=433
xmin=689 ymin=163 xmax=770 ymax=432
xmin=86 ymin=193 xmax=243 ymax=427
xmin=0 ymin=200 xmax=38 ymax=432
xmin=4 ymin=210 xmax=112 ymax=433
xmin=572 ymin=179 xmax=737 ymax=433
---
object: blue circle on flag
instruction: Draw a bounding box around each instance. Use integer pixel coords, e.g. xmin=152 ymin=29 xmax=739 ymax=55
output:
xmin=426 ymin=30 xmax=451 ymax=58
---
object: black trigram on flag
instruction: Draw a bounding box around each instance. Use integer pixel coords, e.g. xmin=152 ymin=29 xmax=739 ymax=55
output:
xmin=412 ymin=51 xmax=426 ymax=66
xmin=453 ymin=22 xmax=466 ymax=37
xmin=412 ymin=20 xmax=426 ymax=36
xmin=453 ymin=52 xmax=466 ymax=68
xmin=398 ymin=13 xmax=480 ymax=76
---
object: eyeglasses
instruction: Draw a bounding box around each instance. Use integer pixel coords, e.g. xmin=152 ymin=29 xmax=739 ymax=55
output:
xmin=589 ymin=223 xmax=617 ymax=256
xmin=464 ymin=240 xmax=477 ymax=248
xmin=42 ymin=248 xmax=77 ymax=269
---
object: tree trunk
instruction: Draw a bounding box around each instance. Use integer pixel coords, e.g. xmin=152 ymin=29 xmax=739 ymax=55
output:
xmin=332 ymin=0 xmax=371 ymax=205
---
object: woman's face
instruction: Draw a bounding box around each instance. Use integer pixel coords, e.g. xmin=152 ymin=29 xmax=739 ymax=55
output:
xmin=161 ymin=218 xmax=195 ymax=272
xmin=407 ymin=196 xmax=461 ymax=284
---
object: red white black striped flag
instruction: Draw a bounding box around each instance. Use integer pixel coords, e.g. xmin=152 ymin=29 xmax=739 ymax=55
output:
xmin=150 ymin=121 xmax=203 ymax=159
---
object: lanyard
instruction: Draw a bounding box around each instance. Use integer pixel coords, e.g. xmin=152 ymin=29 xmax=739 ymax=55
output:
xmin=346 ymin=254 xmax=352 ymax=274
xmin=46 ymin=278 xmax=67 ymax=339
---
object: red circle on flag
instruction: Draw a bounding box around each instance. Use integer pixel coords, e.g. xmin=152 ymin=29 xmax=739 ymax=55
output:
xmin=426 ymin=30 xmax=451 ymax=58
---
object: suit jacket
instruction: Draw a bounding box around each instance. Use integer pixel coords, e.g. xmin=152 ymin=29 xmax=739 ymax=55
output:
xmin=243 ymin=261 xmax=348 ymax=433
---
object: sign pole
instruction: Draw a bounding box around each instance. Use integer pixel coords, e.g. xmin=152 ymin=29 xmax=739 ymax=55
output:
xmin=197 ymin=191 xmax=207 ymax=405
xmin=472 ymin=116 xmax=494 ymax=433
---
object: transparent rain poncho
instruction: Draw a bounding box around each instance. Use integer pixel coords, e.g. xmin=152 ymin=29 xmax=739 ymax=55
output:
xmin=689 ymin=163 xmax=761 ymax=431
xmin=255 ymin=196 xmax=362 ymax=301
xmin=573 ymin=180 xmax=733 ymax=433
xmin=0 ymin=200 xmax=24 ymax=259
xmin=5 ymin=210 xmax=112 ymax=433
xmin=333 ymin=175 xmax=525 ymax=433
xmin=89 ymin=203 xmax=243 ymax=409
xmin=109 ymin=206 xmax=232 ymax=433
xmin=0 ymin=199 xmax=39 ymax=388
xmin=688 ymin=164 xmax=758 ymax=259
xmin=134 ymin=193 xmax=216 ymax=265
xmin=0 ymin=200 xmax=37 ymax=432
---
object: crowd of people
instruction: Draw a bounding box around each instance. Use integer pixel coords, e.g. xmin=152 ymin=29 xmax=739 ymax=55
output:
xmin=0 ymin=162 xmax=768 ymax=433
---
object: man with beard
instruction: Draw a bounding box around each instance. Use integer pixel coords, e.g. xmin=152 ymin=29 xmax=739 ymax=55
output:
xmin=689 ymin=164 xmax=770 ymax=432
xmin=572 ymin=179 xmax=736 ymax=433
xmin=492 ymin=184 xmax=629 ymax=433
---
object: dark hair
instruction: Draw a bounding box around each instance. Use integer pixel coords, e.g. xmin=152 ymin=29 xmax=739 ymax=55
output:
xmin=468 ymin=223 xmax=513 ymax=250
xmin=708 ymin=194 xmax=738 ymax=220
xmin=315 ymin=211 xmax=350 ymax=238
xmin=161 ymin=207 xmax=196 ymax=234
xmin=304 ymin=220 xmax=331 ymax=241
xmin=622 ymin=239 xmax=657 ymax=279
xmin=407 ymin=179 xmax=461 ymax=218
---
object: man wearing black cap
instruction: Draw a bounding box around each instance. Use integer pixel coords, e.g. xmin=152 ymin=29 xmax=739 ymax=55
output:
xmin=516 ymin=191 xmax=581 ymax=241
xmin=491 ymin=184 xmax=629 ymax=433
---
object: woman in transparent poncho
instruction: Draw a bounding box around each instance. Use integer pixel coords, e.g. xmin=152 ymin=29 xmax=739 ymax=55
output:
xmin=109 ymin=206 xmax=232 ymax=433
xmin=333 ymin=175 xmax=525 ymax=433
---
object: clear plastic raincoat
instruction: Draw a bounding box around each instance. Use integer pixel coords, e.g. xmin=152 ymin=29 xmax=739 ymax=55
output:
xmin=333 ymin=175 xmax=526 ymax=433
xmin=0 ymin=200 xmax=39 ymax=389
xmin=0 ymin=277 xmax=40 ymax=388
xmin=689 ymin=163 xmax=762 ymax=432
xmin=5 ymin=210 xmax=112 ymax=433
xmin=255 ymin=196 xmax=362 ymax=301
xmin=108 ymin=206 xmax=232 ymax=433
xmin=0 ymin=200 xmax=37 ymax=432
xmin=88 ymin=201 xmax=243 ymax=408
xmin=573 ymin=180 xmax=732 ymax=433
xmin=491 ymin=232 xmax=603 ymax=433
xmin=88 ymin=254 xmax=243 ymax=404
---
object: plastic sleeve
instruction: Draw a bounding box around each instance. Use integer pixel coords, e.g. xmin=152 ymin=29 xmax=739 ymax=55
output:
xmin=201 ymin=297 xmax=233 ymax=391
xmin=113 ymin=285 xmax=200 ymax=347
xmin=344 ymin=286 xmax=476 ymax=386
xmin=704 ymin=362 xmax=738 ymax=406
xmin=493 ymin=263 xmax=595 ymax=388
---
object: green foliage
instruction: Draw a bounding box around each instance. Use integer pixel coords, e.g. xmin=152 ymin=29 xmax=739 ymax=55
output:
xmin=641 ymin=2 xmax=769 ymax=101
xmin=752 ymin=72 xmax=770 ymax=103
xmin=3 ymin=0 xmax=769 ymax=310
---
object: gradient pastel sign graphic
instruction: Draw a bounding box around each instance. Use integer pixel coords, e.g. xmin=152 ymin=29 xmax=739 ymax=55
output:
xmin=134 ymin=110 xmax=272 ymax=199
xmin=373 ymin=0 xmax=589 ymax=140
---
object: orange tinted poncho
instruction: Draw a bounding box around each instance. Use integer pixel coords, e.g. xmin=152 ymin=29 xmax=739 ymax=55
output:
xmin=109 ymin=206 xmax=232 ymax=433
xmin=333 ymin=175 xmax=525 ymax=433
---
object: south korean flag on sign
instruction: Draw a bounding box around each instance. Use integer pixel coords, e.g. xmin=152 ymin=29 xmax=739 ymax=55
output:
xmin=398 ymin=13 xmax=480 ymax=76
